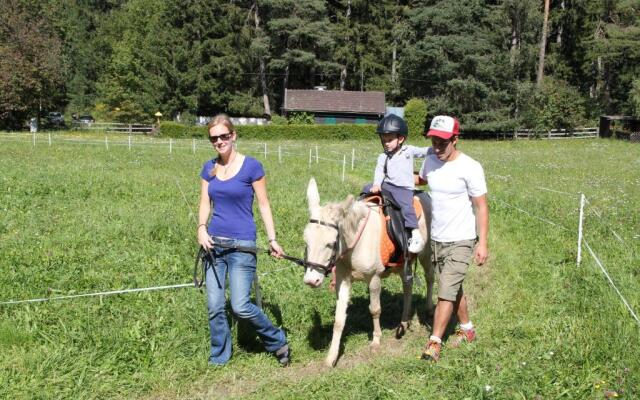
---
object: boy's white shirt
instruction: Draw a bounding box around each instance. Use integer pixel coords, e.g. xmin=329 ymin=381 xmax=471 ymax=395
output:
xmin=373 ymin=145 xmax=431 ymax=189
xmin=419 ymin=152 xmax=487 ymax=242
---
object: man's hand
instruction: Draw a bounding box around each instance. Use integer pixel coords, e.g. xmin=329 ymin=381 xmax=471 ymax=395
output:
xmin=474 ymin=242 xmax=488 ymax=266
xmin=370 ymin=185 xmax=381 ymax=194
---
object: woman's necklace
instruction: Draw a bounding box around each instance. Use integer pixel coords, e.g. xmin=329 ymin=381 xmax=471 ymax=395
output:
xmin=217 ymin=151 xmax=237 ymax=178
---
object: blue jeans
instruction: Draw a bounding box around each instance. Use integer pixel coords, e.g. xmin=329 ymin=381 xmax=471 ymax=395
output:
xmin=205 ymin=237 xmax=287 ymax=365
xmin=362 ymin=182 xmax=418 ymax=229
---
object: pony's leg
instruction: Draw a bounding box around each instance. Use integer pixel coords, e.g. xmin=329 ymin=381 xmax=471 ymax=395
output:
xmin=368 ymin=274 xmax=382 ymax=349
xmin=326 ymin=274 xmax=352 ymax=367
xmin=396 ymin=267 xmax=413 ymax=339
xmin=419 ymin=250 xmax=436 ymax=316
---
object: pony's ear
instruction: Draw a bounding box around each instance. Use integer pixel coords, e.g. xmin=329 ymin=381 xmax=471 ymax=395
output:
xmin=307 ymin=178 xmax=320 ymax=215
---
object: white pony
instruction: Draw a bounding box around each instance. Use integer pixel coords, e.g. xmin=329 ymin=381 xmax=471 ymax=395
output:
xmin=303 ymin=178 xmax=434 ymax=367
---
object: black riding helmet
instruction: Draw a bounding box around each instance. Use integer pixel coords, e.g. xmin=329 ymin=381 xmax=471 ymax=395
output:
xmin=376 ymin=113 xmax=408 ymax=137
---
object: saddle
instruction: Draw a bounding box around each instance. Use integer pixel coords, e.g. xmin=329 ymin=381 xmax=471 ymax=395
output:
xmin=362 ymin=191 xmax=431 ymax=268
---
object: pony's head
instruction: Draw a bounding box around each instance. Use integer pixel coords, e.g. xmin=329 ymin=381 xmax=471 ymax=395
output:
xmin=303 ymin=178 xmax=354 ymax=288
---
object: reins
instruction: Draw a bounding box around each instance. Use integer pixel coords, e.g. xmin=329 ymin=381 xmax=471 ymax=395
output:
xmin=194 ymin=241 xmax=306 ymax=288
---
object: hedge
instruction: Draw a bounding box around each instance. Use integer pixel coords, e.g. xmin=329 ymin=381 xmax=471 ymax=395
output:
xmin=159 ymin=121 xmax=377 ymax=140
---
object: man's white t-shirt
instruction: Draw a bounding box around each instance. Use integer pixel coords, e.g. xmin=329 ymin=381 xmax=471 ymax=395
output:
xmin=419 ymin=152 xmax=487 ymax=242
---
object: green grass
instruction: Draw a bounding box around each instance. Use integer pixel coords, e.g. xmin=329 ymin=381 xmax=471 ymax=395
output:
xmin=0 ymin=132 xmax=638 ymax=399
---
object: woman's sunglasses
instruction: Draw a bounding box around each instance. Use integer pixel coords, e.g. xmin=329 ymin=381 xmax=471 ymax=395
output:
xmin=208 ymin=133 xmax=232 ymax=143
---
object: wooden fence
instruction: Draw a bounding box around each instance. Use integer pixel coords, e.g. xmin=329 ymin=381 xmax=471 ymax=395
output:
xmin=513 ymin=127 xmax=598 ymax=139
xmin=72 ymin=122 xmax=156 ymax=135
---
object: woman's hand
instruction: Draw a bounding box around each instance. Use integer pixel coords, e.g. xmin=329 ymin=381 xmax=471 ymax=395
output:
xmin=197 ymin=225 xmax=214 ymax=250
xmin=370 ymin=185 xmax=381 ymax=194
xmin=269 ymin=240 xmax=284 ymax=258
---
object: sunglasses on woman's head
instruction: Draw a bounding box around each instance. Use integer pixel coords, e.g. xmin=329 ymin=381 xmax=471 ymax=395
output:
xmin=209 ymin=133 xmax=232 ymax=143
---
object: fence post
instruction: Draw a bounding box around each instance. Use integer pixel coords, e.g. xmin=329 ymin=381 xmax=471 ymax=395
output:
xmin=128 ymin=124 xmax=132 ymax=135
xmin=33 ymin=132 xmax=36 ymax=147
xmin=341 ymin=154 xmax=346 ymax=182
xmin=128 ymin=135 xmax=132 ymax=150
xmin=264 ymin=143 xmax=267 ymax=159
xmin=315 ymin=145 xmax=319 ymax=164
xmin=48 ymin=133 xmax=52 ymax=146
xmin=351 ymin=148 xmax=355 ymax=170
xmin=192 ymin=138 xmax=196 ymax=154
xmin=577 ymin=193 xmax=585 ymax=267
xmin=309 ymin=148 xmax=312 ymax=167
xmin=105 ymin=135 xmax=109 ymax=150
xmin=169 ymin=139 xmax=172 ymax=154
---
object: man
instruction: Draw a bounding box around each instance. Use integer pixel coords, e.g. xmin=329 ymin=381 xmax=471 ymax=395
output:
xmin=417 ymin=115 xmax=489 ymax=362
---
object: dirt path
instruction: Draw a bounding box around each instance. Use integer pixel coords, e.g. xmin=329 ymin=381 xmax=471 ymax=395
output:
xmin=208 ymin=324 xmax=427 ymax=399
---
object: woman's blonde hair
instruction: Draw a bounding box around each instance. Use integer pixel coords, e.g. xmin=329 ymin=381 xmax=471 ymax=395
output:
xmin=207 ymin=113 xmax=236 ymax=177
xmin=207 ymin=113 xmax=235 ymax=134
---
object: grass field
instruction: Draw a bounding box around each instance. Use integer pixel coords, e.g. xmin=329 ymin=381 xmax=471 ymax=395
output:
xmin=0 ymin=132 xmax=638 ymax=399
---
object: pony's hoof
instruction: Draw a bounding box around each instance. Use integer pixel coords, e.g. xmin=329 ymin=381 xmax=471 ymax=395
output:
xmin=325 ymin=357 xmax=338 ymax=368
xmin=395 ymin=322 xmax=409 ymax=339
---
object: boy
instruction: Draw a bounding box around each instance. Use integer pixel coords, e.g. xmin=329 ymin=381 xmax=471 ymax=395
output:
xmin=370 ymin=114 xmax=430 ymax=254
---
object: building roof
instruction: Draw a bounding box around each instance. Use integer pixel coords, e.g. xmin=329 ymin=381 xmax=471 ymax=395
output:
xmin=283 ymin=89 xmax=385 ymax=115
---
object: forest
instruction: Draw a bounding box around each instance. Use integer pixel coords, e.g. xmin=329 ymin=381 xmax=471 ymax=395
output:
xmin=1 ymin=0 xmax=639 ymax=131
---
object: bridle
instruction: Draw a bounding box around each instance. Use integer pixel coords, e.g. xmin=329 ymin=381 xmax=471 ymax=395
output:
xmin=305 ymin=219 xmax=341 ymax=276
xmin=305 ymin=208 xmax=372 ymax=276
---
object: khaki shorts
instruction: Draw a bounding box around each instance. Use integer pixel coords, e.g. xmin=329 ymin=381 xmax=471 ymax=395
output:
xmin=431 ymin=239 xmax=476 ymax=301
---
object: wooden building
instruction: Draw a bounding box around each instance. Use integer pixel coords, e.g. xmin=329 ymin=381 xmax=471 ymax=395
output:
xmin=282 ymin=88 xmax=385 ymax=124
xmin=598 ymin=115 xmax=640 ymax=138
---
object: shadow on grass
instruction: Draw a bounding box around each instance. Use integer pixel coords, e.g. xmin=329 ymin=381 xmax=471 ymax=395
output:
xmin=305 ymin=288 xmax=439 ymax=353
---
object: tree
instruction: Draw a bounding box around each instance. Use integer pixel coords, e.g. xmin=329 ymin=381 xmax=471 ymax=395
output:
xmin=402 ymin=0 xmax=516 ymax=130
xmin=0 ymin=0 xmax=65 ymax=129
xmin=520 ymin=77 xmax=586 ymax=132
xmin=262 ymin=0 xmax=339 ymax=109
xmin=404 ymin=98 xmax=427 ymax=138
xmin=536 ymin=0 xmax=551 ymax=88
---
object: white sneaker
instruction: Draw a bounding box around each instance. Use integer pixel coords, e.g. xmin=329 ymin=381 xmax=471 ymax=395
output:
xmin=408 ymin=229 xmax=425 ymax=254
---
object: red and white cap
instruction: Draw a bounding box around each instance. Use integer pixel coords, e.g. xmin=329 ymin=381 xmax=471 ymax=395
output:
xmin=426 ymin=115 xmax=460 ymax=139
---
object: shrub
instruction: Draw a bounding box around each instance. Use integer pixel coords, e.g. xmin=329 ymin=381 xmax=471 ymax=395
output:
xmin=287 ymin=112 xmax=315 ymax=124
xmin=228 ymin=93 xmax=264 ymax=117
xmin=519 ymin=78 xmax=586 ymax=133
xmin=270 ymin=115 xmax=288 ymax=125
xmin=158 ymin=122 xmax=376 ymax=140
xmin=404 ymin=98 xmax=428 ymax=137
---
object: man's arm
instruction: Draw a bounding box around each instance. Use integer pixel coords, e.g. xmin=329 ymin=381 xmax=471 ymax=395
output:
xmin=471 ymin=194 xmax=489 ymax=265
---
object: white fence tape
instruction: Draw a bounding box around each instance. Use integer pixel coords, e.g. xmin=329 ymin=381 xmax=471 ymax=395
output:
xmin=583 ymin=240 xmax=640 ymax=326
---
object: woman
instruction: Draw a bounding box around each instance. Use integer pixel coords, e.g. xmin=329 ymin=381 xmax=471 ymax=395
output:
xmin=197 ymin=114 xmax=290 ymax=366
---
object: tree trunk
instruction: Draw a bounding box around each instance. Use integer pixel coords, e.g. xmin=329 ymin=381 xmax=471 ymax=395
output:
xmin=556 ymin=0 xmax=564 ymax=45
xmin=253 ymin=3 xmax=271 ymax=118
xmin=536 ymin=0 xmax=550 ymax=88
xmin=283 ymin=63 xmax=289 ymax=99
xmin=510 ymin=19 xmax=519 ymax=65
xmin=340 ymin=65 xmax=347 ymax=90
xmin=391 ymin=39 xmax=397 ymax=84
xmin=340 ymin=1 xmax=351 ymax=91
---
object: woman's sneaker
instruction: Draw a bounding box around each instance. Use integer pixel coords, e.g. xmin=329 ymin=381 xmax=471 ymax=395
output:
xmin=449 ymin=328 xmax=476 ymax=348
xmin=274 ymin=344 xmax=290 ymax=367
xmin=420 ymin=340 xmax=441 ymax=362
